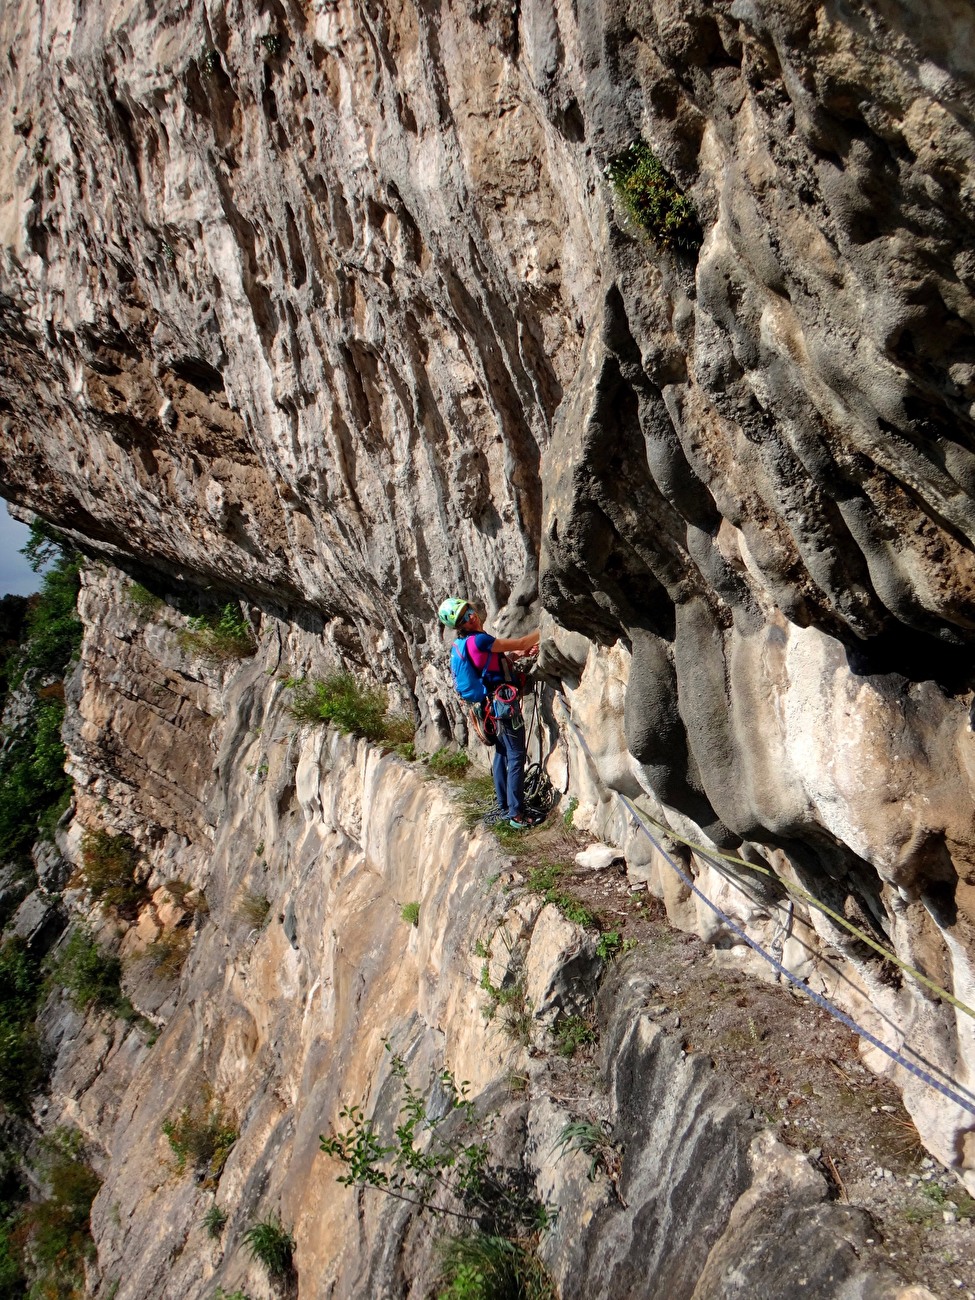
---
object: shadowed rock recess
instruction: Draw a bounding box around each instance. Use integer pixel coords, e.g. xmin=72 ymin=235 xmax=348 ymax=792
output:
xmin=2 ymin=0 xmax=975 ymax=1294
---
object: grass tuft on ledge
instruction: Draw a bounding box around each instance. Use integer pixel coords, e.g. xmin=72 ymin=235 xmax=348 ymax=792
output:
xmin=288 ymin=672 xmax=414 ymax=746
xmin=178 ymin=603 xmax=256 ymax=662
xmin=605 ymin=140 xmax=700 ymax=250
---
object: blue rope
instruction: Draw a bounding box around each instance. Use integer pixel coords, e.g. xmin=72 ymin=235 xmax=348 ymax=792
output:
xmin=556 ymin=695 xmax=975 ymax=1119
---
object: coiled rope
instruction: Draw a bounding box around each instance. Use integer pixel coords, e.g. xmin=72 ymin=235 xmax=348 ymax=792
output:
xmin=555 ymin=694 xmax=975 ymax=1118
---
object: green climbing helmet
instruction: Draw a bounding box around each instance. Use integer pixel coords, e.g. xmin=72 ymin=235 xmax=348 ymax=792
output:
xmin=438 ymin=597 xmax=472 ymax=629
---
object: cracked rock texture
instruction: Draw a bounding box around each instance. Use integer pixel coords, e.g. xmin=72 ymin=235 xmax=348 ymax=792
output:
xmin=2 ymin=0 xmax=975 ymax=1231
xmin=40 ymin=569 xmax=929 ymax=1299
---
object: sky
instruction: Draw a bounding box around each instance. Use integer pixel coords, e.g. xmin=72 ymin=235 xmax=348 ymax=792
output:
xmin=0 ymin=507 xmax=41 ymax=598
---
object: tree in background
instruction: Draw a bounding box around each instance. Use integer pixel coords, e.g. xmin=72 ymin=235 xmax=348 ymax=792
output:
xmin=0 ymin=522 xmax=81 ymax=864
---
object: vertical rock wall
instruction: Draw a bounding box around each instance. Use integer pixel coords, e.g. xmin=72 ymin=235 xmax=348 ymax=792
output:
xmin=1 ymin=0 xmax=975 ymax=1204
xmin=45 ymin=568 xmax=927 ymax=1299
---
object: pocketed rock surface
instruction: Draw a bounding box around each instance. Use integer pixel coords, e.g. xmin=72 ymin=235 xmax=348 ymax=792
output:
xmin=3 ymin=0 xmax=975 ymax=1268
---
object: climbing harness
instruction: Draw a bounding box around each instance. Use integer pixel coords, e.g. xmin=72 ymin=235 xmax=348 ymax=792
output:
xmin=555 ymin=692 xmax=975 ymax=1119
xmin=475 ymin=682 xmax=556 ymax=827
xmin=450 ymin=633 xmax=527 ymax=749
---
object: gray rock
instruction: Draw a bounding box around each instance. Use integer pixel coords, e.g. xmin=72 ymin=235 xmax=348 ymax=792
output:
xmin=32 ymin=839 xmax=71 ymax=893
xmin=524 ymin=904 xmax=601 ymax=1023
xmin=10 ymin=891 xmax=66 ymax=956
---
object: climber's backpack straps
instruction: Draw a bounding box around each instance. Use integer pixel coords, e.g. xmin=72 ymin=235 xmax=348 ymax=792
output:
xmin=449 ymin=636 xmax=490 ymax=703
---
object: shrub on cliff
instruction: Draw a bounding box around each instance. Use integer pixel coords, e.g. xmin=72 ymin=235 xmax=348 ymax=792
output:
xmin=235 ymin=890 xmax=271 ymax=928
xmin=17 ymin=556 xmax=82 ymax=683
xmin=437 ymin=1232 xmax=555 ymax=1300
xmin=427 ymin=748 xmax=470 ymax=780
xmin=17 ymin=1127 xmax=100 ymax=1300
xmin=0 ymin=938 xmax=45 ymax=1113
xmin=178 ymin=603 xmax=256 ymax=661
xmin=605 ymin=141 xmax=700 ymax=250
xmin=288 ymin=672 xmax=414 ymax=746
xmin=320 ymin=1045 xmax=552 ymax=1233
xmin=242 ymin=1215 xmax=295 ymax=1279
xmin=162 ymin=1089 xmax=238 ymax=1185
xmin=0 ymin=696 xmax=72 ymax=862
xmin=125 ymin=581 xmax=166 ymax=621
xmin=145 ymin=928 xmax=192 ymax=979
xmin=50 ymin=927 xmax=126 ymax=1013
xmin=79 ymin=829 xmax=148 ymax=917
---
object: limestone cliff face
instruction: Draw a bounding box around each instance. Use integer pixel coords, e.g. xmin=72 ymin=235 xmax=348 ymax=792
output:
xmin=46 ymin=569 xmax=928 ymax=1299
xmin=3 ymin=0 xmax=975 ymax=1225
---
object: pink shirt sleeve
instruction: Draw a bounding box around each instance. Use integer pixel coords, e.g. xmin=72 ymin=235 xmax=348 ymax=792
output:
xmin=465 ymin=633 xmax=496 ymax=671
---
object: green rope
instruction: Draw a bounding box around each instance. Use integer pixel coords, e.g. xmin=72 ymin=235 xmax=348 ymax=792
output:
xmin=640 ymin=811 xmax=975 ymax=1023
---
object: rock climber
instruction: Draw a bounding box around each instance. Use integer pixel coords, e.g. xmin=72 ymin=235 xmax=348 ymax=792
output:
xmin=438 ymin=597 xmax=540 ymax=829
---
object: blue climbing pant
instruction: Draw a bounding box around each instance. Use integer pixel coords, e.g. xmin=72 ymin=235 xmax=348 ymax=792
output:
xmin=492 ymin=715 xmax=526 ymax=819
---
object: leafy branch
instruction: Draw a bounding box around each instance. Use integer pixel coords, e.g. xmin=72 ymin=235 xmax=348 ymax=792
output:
xmin=319 ymin=1045 xmax=550 ymax=1236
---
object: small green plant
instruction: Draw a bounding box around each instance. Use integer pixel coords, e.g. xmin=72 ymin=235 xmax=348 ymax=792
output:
xmin=50 ymin=927 xmax=126 ymax=1013
xmin=288 ymin=672 xmax=414 ymax=746
xmin=401 ymin=901 xmax=420 ymax=927
xmin=902 ymin=1200 xmax=941 ymax=1227
xmin=562 ymin=797 xmax=579 ymax=829
xmin=605 ymin=140 xmax=700 ymax=249
xmin=595 ymin=930 xmax=621 ymax=961
xmin=437 ymin=1231 xmax=555 ymax=1300
xmin=594 ymin=930 xmax=637 ymax=962
xmin=393 ymin=740 xmax=417 ymax=761
xmin=260 ymin=33 xmax=282 ymax=56
xmin=199 ymin=46 xmax=221 ymax=78
xmin=79 ymin=829 xmax=147 ymax=916
xmin=145 ymin=928 xmax=192 ymax=979
xmin=242 ymin=1214 xmax=294 ymax=1277
xmin=552 ymin=1015 xmax=597 ymax=1059
xmin=524 ymin=863 xmax=562 ymax=894
xmin=427 ymin=748 xmax=471 ymax=780
xmin=126 ymin=582 xmax=164 ymax=619
xmin=178 ymin=603 xmax=256 ymax=662
xmin=320 ymin=1046 xmax=549 ymax=1237
xmin=201 ymin=1203 xmax=227 ymax=1238
xmin=236 ymin=890 xmax=271 ymax=928
xmin=558 ymin=896 xmax=596 ymax=927
xmin=479 ymin=968 xmax=533 ymax=1046
xmin=553 ymin=1120 xmax=622 ymax=1186
xmin=162 ymin=1091 xmax=237 ymax=1184
xmin=525 ymin=864 xmax=595 ymax=929
xmin=213 ymin=1290 xmax=252 ymax=1300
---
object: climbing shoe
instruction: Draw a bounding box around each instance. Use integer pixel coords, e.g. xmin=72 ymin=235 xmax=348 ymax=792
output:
xmin=508 ymin=817 xmax=532 ymax=831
